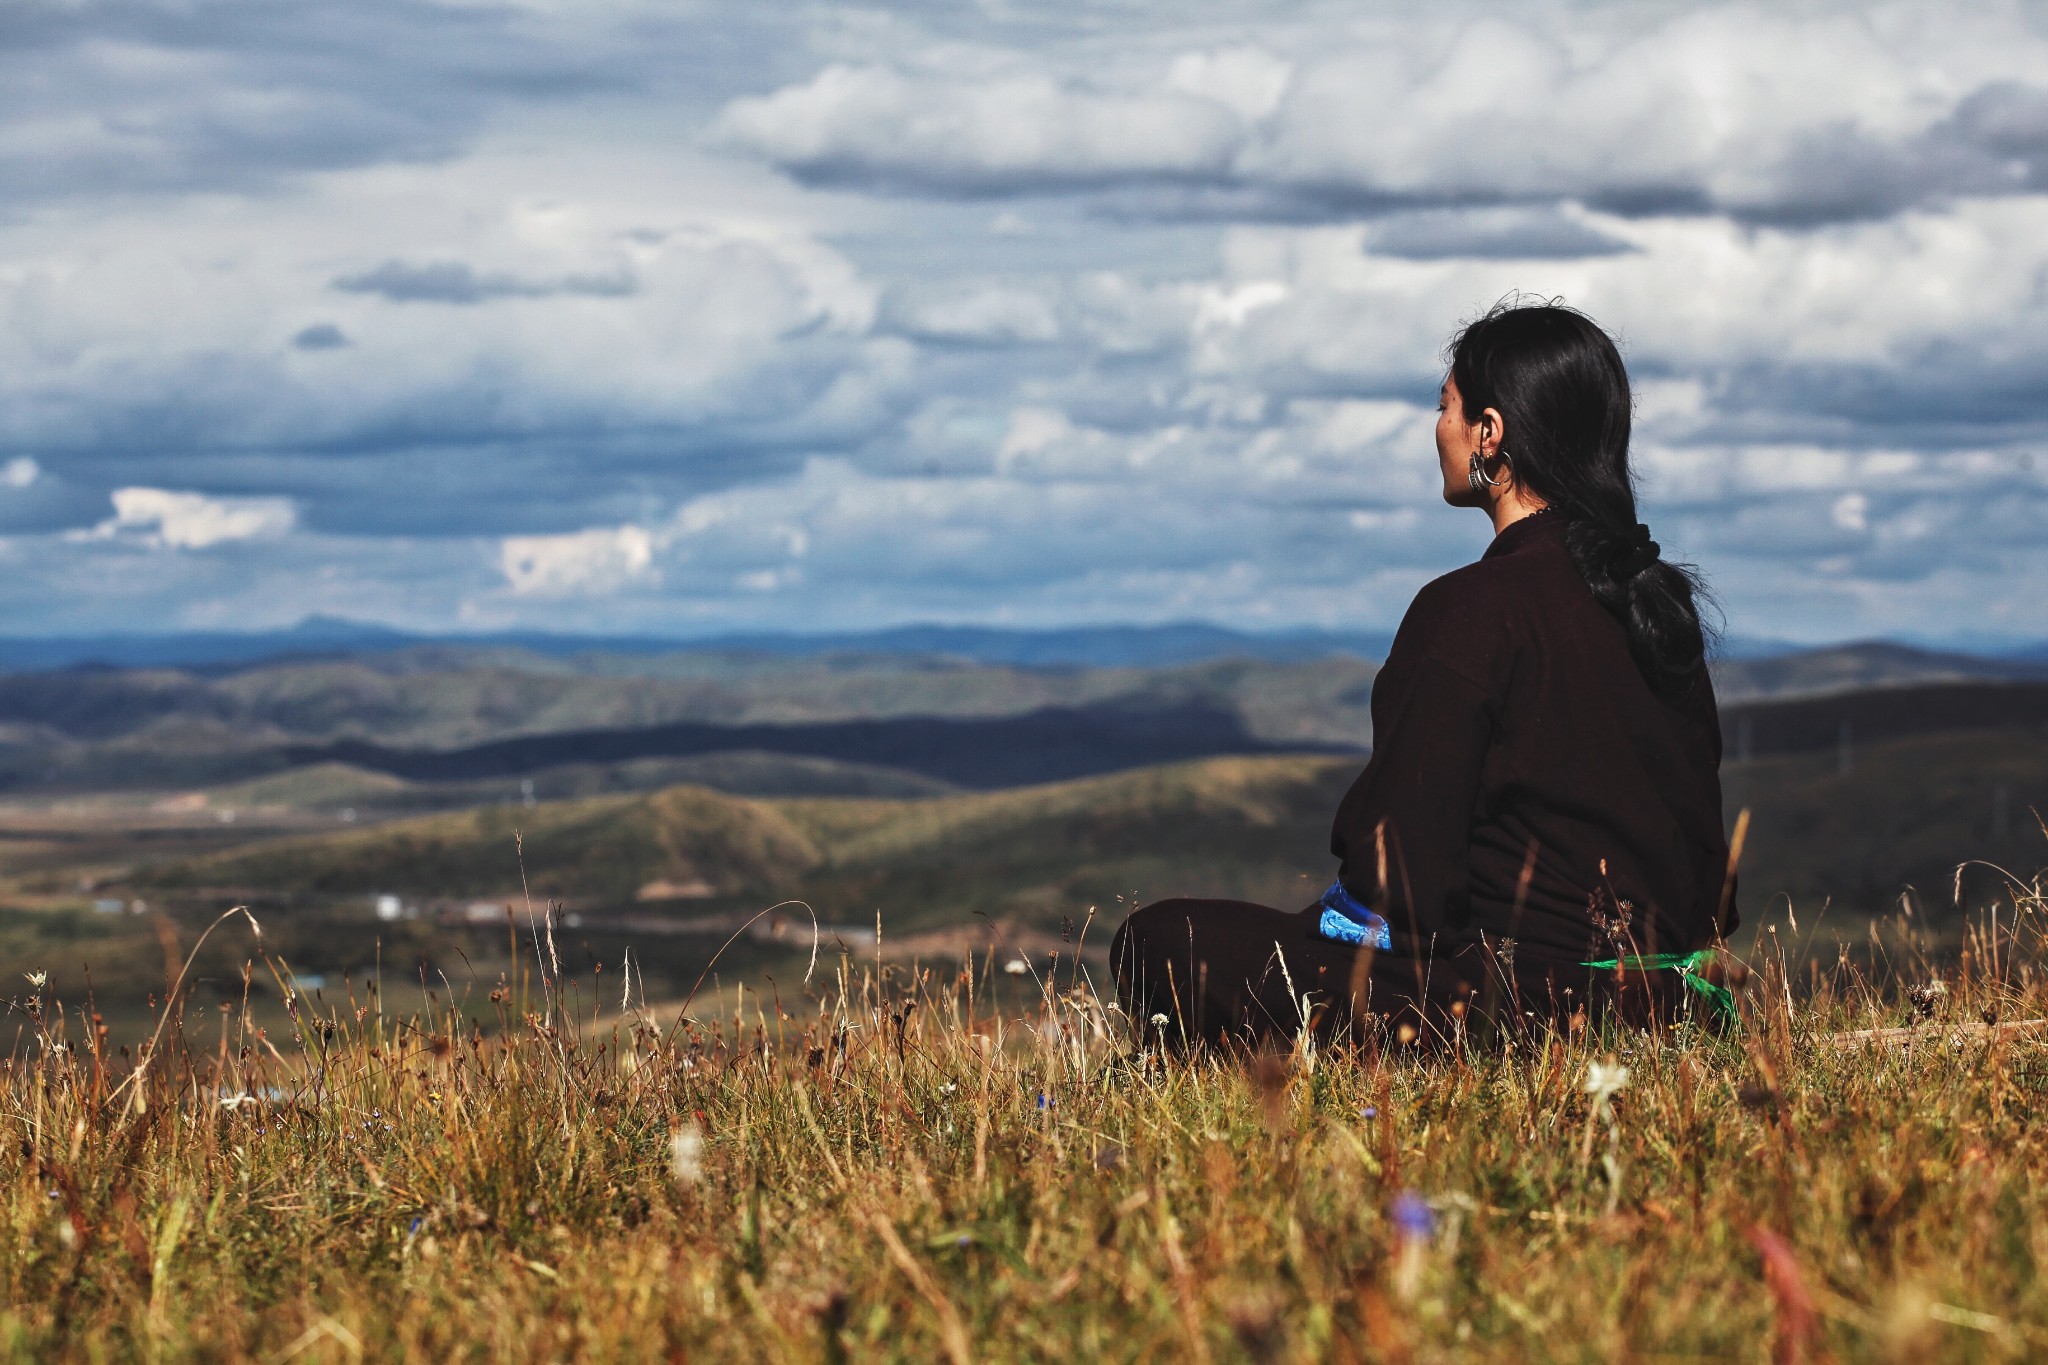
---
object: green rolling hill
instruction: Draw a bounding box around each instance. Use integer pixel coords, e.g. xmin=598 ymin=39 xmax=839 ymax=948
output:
xmin=133 ymin=719 xmax=2048 ymax=936
xmin=134 ymin=755 xmax=1356 ymax=930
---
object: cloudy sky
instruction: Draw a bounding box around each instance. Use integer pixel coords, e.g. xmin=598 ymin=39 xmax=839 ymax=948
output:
xmin=4 ymin=0 xmax=2047 ymax=643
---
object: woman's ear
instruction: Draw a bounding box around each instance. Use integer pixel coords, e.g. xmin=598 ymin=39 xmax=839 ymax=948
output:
xmin=1479 ymin=406 xmax=1508 ymax=458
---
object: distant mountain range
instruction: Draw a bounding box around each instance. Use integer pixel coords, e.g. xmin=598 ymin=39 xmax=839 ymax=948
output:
xmin=1708 ymin=640 xmax=2048 ymax=703
xmin=287 ymin=700 xmax=1344 ymax=791
xmin=0 ymin=618 xmax=1405 ymax=672
xmin=0 ymin=614 xmax=1926 ymax=673
xmin=0 ymin=632 xmax=2043 ymax=797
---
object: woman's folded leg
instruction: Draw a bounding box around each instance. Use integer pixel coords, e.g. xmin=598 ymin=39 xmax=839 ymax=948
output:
xmin=1111 ymin=899 xmax=1696 ymax=1049
xmin=1111 ymin=897 xmax=1471 ymax=1048
xmin=1112 ymin=898 xmax=1305 ymax=1046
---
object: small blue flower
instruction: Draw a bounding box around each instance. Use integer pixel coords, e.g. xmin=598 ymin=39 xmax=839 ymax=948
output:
xmin=1390 ymin=1191 xmax=1434 ymax=1240
xmin=1360 ymin=1106 xmax=1378 ymax=1120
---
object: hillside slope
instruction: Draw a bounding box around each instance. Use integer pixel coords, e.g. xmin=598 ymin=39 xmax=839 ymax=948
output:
xmin=143 ymin=784 xmax=827 ymax=905
xmin=135 ymin=722 xmax=2048 ymax=935
xmin=138 ymin=756 xmax=1361 ymax=926
xmin=1726 ymin=725 xmax=2048 ymax=915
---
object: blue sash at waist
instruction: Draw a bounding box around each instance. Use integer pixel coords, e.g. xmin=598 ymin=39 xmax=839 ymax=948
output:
xmin=1316 ymin=881 xmax=1391 ymax=951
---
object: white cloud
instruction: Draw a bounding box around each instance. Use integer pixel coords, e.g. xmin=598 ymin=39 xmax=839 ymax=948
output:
xmin=715 ymin=60 xmax=1247 ymax=192
xmin=0 ymin=458 xmax=36 ymax=489
xmin=888 ymin=283 xmax=1060 ymax=344
xmin=1193 ymin=280 xmax=1288 ymax=331
xmin=1164 ymin=46 xmax=1292 ymax=122
xmin=719 ymin=8 xmax=2048 ymax=224
xmin=500 ymin=524 xmax=656 ymax=596
xmin=995 ymin=407 xmax=1073 ymax=470
xmin=85 ymin=488 xmax=295 ymax=549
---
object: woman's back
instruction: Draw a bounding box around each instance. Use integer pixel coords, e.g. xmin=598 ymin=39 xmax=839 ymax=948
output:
xmin=1329 ymin=509 xmax=1733 ymax=968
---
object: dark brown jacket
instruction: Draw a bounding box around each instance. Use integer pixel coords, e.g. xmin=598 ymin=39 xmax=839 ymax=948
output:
xmin=1330 ymin=511 xmax=1734 ymax=967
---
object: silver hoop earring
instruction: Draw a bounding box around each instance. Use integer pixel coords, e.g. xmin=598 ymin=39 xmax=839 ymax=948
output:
xmin=1467 ymin=448 xmax=1506 ymax=492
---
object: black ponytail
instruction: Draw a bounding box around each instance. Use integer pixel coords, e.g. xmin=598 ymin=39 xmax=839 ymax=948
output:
xmin=1447 ymin=300 xmax=1715 ymax=697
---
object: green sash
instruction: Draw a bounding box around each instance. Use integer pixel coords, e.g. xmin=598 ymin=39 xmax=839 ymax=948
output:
xmin=1580 ymin=949 xmax=1738 ymax=1028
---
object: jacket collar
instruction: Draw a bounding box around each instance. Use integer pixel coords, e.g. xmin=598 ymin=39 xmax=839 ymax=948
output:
xmin=1483 ymin=508 xmax=1564 ymax=560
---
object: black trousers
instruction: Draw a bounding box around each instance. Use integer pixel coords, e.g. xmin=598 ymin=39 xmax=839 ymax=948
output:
xmin=1110 ymin=898 xmax=1689 ymax=1050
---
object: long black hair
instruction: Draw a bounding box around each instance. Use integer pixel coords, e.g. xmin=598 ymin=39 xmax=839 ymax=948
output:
xmin=1448 ymin=299 xmax=1714 ymax=696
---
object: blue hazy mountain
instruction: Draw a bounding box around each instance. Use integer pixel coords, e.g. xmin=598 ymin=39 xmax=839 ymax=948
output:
xmin=0 ymin=618 xmax=1399 ymax=672
xmin=0 ymin=615 xmax=2035 ymax=682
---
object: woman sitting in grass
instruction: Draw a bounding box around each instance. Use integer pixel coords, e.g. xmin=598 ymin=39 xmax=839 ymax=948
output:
xmin=1114 ymin=301 xmax=1735 ymax=1046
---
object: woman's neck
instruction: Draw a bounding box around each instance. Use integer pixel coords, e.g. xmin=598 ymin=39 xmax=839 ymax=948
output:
xmin=1488 ymin=487 xmax=1553 ymax=536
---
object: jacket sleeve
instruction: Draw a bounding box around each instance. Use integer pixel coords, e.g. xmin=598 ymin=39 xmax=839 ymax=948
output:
xmin=1330 ymin=581 xmax=1504 ymax=947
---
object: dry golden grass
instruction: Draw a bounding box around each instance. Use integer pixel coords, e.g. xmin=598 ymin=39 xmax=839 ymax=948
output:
xmin=5 ymin=895 xmax=2048 ymax=1362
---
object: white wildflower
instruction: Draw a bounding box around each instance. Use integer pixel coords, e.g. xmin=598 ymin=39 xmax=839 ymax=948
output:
xmin=1584 ymin=1060 xmax=1629 ymax=1098
xmin=1149 ymin=1012 xmax=1170 ymax=1028
xmin=1584 ymin=1057 xmax=1632 ymax=1214
xmin=1002 ymin=958 xmax=1030 ymax=976
xmin=1584 ymin=1060 xmax=1630 ymax=1108
xmin=24 ymin=970 xmax=46 ymax=989
xmin=668 ymin=1124 xmax=704 ymax=1185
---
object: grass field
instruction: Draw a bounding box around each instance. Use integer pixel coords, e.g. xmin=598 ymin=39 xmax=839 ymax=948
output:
xmin=6 ymin=887 xmax=2048 ymax=1362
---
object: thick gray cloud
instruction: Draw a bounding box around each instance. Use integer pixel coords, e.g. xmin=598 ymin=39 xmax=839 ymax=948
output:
xmin=332 ymin=261 xmax=639 ymax=305
xmin=1362 ymin=209 xmax=1637 ymax=262
xmin=291 ymin=323 xmax=351 ymax=350
xmin=0 ymin=0 xmax=2042 ymax=643
xmin=0 ymin=0 xmax=619 ymax=205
